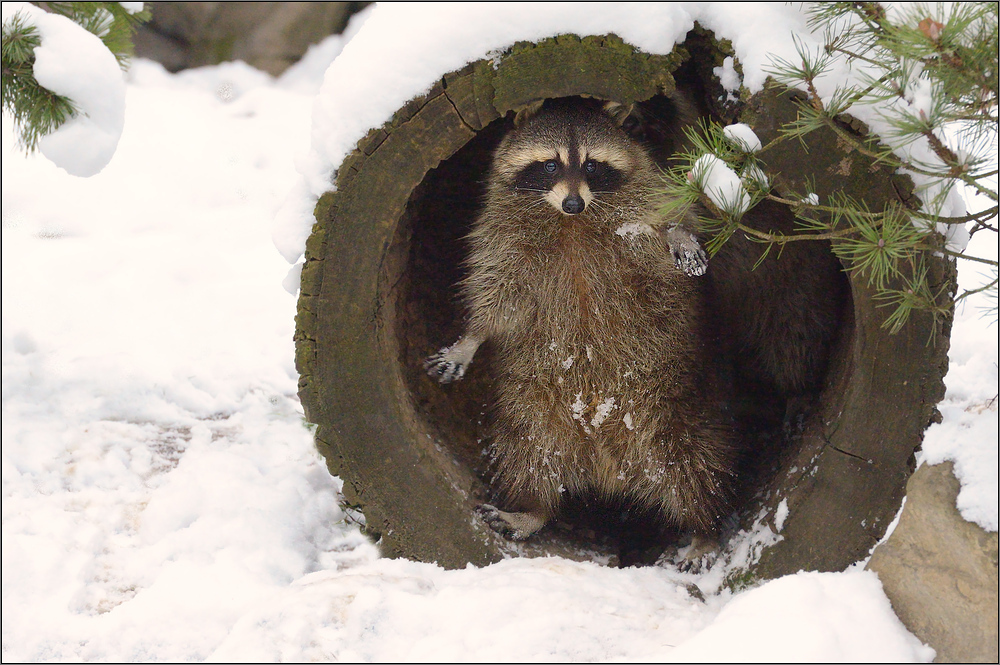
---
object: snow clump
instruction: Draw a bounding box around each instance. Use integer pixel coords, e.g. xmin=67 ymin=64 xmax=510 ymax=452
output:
xmin=723 ymin=123 xmax=762 ymax=153
xmin=693 ymin=153 xmax=751 ymax=216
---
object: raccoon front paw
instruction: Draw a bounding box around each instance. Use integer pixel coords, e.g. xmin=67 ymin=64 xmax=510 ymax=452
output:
xmin=665 ymin=226 xmax=708 ymax=277
xmin=476 ymin=504 xmax=546 ymax=541
xmin=673 ymin=246 xmax=709 ymax=277
xmin=424 ymin=348 xmax=468 ymax=383
xmin=424 ymin=335 xmax=482 ymax=384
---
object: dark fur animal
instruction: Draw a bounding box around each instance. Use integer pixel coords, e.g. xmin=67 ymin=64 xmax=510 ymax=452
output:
xmin=425 ymin=98 xmax=736 ymax=547
xmin=708 ymin=201 xmax=847 ymax=400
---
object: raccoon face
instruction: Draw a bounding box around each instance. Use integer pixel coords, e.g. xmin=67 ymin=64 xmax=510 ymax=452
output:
xmin=496 ymin=102 xmax=639 ymax=217
xmin=512 ymin=151 xmax=626 ymax=215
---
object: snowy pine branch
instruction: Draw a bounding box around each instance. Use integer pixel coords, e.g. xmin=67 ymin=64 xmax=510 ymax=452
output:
xmin=2 ymin=13 xmax=77 ymax=152
xmin=1 ymin=2 xmax=149 ymax=175
xmin=659 ymin=1 xmax=999 ymax=329
xmin=37 ymin=2 xmax=151 ymax=68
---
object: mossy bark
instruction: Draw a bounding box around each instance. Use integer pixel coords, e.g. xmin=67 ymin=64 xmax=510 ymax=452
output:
xmin=295 ymin=30 xmax=953 ymax=573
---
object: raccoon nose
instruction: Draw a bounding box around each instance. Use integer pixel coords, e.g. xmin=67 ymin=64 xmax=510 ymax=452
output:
xmin=562 ymin=195 xmax=584 ymax=215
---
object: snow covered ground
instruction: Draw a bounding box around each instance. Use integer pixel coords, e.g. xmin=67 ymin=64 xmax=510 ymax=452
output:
xmin=3 ymin=3 xmax=996 ymax=662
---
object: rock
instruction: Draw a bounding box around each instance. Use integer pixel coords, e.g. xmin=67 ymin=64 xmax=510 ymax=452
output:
xmin=133 ymin=2 xmax=360 ymax=75
xmin=867 ymin=461 xmax=999 ymax=663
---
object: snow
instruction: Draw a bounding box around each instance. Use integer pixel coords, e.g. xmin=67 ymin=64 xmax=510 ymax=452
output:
xmin=669 ymin=570 xmax=934 ymax=662
xmin=2 ymin=2 xmax=126 ymax=177
xmin=275 ymin=2 xmax=814 ymax=265
xmin=693 ymin=153 xmax=751 ymax=216
xmin=273 ymin=0 xmax=978 ymax=270
xmin=615 ymin=221 xmax=656 ymax=238
xmin=918 ymin=222 xmax=1000 ymax=532
xmin=774 ymin=498 xmax=789 ymax=533
xmin=2 ymin=2 xmax=996 ymax=661
xmin=723 ymin=123 xmax=762 ymax=153
xmin=591 ymin=396 xmax=617 ymax=430
xmin=713 ymin=56 xmax=741 ymax=95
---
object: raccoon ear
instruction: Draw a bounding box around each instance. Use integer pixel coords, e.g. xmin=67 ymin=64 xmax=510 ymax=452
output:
xmin=513 ymin=99 xmax=546 ymax=128
xmin=602 ymin=101 xmax=635 ymax=126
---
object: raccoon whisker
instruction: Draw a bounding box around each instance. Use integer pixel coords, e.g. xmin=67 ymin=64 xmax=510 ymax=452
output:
xmin=511 ymin=198 xmax=550 ymax=217
xmin=586 ymin=198 xmax=617 ymax=216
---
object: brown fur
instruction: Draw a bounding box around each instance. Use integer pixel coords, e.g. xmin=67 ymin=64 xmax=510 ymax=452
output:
xmin=429 ymin=99 xmax=737 ymax=538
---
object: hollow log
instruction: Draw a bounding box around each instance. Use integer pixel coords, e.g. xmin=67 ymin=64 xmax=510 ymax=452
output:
xmin=294 ymin=30 xmax=953 ymax=575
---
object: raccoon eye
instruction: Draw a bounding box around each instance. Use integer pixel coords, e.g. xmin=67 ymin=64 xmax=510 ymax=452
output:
xmin=584 ymin=159 xmax=599 ymax=174
xmin=543 ymin=160 xmax=558 ymax=174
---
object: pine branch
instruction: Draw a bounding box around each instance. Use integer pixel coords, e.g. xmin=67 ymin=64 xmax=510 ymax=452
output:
xmin=939 ymin=249 xmax=999 ymax=268
xmin=658 ymin=0 xmax=998 ymax=331
xmin=2 ymin=13 xmax=78 ymax=152
xmin=956 ymin=276 xmax=999 ymax=304
xmin=915 ymin=205 xmax=999 ymax=227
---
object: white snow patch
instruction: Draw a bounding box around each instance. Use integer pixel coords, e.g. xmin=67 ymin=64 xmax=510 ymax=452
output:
xmin=774 ymin=498 xmax=789 ymax=532
xmin=590 ymin=396 xmax=616 ymax=430
xmin=713 ymin=56 xmax=741 ymax=94
xmin=741 ymin=162 xmax=770 ymax=189
xmin=921 ymin=401 xmax=999 ymax=531
xmin=670 ymin=570 xmax=934 ymax=662
xmin=276 ymin=5 xmax=373 ymax=96
xmin=695 ymin=508 xmax=782 ymax=596
xmin=917 ymin=202 xmax=999 ymax=532
xmin=282 ymin=261 xmax=303 ymax=295
xmin=615 ymin=221 xmax=656 ymax=238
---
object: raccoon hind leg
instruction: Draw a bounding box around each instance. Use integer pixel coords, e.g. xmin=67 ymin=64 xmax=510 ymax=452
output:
xmin=647 ymin=416 xmax=737 ymax=570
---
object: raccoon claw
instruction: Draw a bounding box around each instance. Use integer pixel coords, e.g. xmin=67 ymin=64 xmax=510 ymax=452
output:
xmin=673 ymin=534 xmax=719 ymax=573
xmin=675 ymin=554 xmax=710 ymax=574
xmin=664 ymin=226 xmax=708 ymax=277
xmin=673 ymin=246 xmax=708 ymax=277
xmin=477 ymin=504 xmax=518 ymax=539
xmin=424 ymin=351 xmax=467 ymax=384
xmin=476 ymin=504 xmax=546 ymax=541
xmin=424 ymin=336 xmax=482 ymax=384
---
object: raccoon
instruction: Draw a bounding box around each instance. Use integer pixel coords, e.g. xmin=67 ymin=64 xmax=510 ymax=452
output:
xmin=425 ymin=98 xmax=737 ymax=551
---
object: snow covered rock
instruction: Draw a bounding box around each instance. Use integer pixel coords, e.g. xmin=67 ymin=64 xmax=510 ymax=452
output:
xmin=868 ymin=462 xmax=999 ymax=663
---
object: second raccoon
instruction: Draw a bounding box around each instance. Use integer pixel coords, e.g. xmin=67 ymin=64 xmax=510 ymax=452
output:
xmin=426 ymin=98 xmax=736 ymax=549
